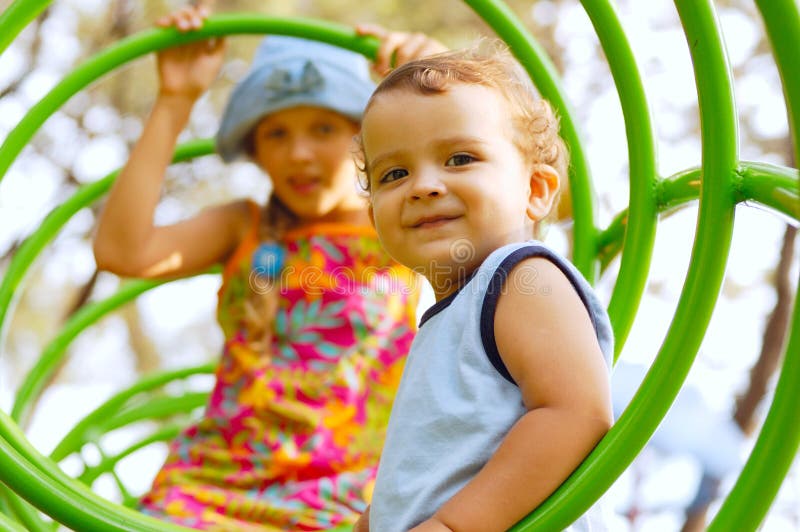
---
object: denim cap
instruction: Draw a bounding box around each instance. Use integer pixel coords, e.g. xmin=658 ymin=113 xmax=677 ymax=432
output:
xmin=216 ymin=35 xmax=375 ymax=161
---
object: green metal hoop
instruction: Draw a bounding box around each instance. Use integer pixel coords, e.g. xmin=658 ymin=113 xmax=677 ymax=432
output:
xmin=0 ymin=0 xmax=798 ymax=530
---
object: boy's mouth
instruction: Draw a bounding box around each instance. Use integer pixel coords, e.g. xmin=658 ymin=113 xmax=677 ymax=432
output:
xmin=410 ymin=214 xmax=461 ymax=229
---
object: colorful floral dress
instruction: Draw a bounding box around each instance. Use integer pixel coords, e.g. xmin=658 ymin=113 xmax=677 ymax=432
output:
xmin=140 ymin=203 xmax=419 ymax=531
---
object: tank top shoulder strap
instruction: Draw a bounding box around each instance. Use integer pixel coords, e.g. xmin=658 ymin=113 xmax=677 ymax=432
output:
xmin=479 ymin=242 xmax=614 ymax=385
xmin=221 ymin=199 xmax=262 ymax=284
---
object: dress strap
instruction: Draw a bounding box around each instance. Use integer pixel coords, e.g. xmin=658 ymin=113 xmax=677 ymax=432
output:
xmin=221 ymin=200 xmax=262 ymax=285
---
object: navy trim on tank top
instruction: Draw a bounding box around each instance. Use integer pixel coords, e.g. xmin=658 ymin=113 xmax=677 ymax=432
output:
xmin=418 ymin=268 xmax=481 ymax=328
xmin=479 ymin=245 xmax=600 ymax=386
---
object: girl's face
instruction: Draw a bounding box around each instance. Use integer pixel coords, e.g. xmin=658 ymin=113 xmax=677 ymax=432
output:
xmin=253 ymin=106 xmax=366 ymax=223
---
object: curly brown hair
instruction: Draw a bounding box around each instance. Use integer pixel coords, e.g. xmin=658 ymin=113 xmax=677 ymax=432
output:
xmin=356 ymin=41 xmax=570 ymax=230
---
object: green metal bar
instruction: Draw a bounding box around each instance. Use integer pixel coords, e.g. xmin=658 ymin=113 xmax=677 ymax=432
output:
xmin=2 ymin=141 xmax=215 ymax=427
xmin=462 ymin=0 xmax=597 ymax=279
xmin=0 ymin=484 xmax=53 ymax=532
xmin=51 ymin=364 xmax=214 ymax=462
xmin=709 ymin=0 xmax=800 ymax=528
xmin=10 ymin=280 xmax=160 ymax=426
xmin=578 ymin=0 xmax=658 ymax=357
xmin=0 ymin=504 xmax=31 ymax=532
xmin=0 ymin=412 xmax=190 ymax=531
xmin=597 ymin=162 xmax=798 ymax=268
xmin=754 ymin=0 xmax=800 ymax=166
xmin=95 ymin=392 xmax=209 ymax=436
xmin=0 ymin=0 xmax=51 ymax=56
xmin=77 ymin=425 xmax=183 ymax=487
xmin=710 ymin=289 xmax=800 ymax=531
xmin=92 ymin=445 xmax=137 ymax=505
xmin=0 ymin=15 xmax=382 ymax=183
xmin=0 ymin=140 xmax=214 ymax=353
xmin=109 ymin=469 xmax=136 ymax=509
xmin=737 ymin=163 xmax=800 ymax=221
xmin=511 ymin=0 xmax=739 ymax=528
xmin=0 ymin=17 xmax=380 ymax=529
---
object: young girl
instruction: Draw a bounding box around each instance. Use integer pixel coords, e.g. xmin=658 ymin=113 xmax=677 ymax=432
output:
xmin=356 ymin=44 xmax=614 ymax=531
xmin=92 ymin=5 xmax=445 ymax=530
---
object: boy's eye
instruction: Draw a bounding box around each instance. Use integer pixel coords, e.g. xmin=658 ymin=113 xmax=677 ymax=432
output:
xmin=379 ymin=168 xmax=409 ymax=184
xmin=446 ymin=153 xmax=476 ymax=167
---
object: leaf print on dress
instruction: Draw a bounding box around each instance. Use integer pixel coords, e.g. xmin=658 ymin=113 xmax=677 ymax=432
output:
xmin=140 ymin=224 xmax=419 ymax=530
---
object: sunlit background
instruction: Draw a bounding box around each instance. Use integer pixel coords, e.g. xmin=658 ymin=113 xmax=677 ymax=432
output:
xmin=1 ymin=0 xmax=798 ymax=530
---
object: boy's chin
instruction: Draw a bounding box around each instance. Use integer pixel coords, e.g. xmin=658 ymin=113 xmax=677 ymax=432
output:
xmin=412 ymin=255 xmax=480 ymax=285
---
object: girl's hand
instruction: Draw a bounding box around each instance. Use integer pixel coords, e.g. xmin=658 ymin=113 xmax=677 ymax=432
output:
xmin=355 ymin=24 xmax=447 ymax=76
xmin=155 ymin=4 xmax=226 ymax=100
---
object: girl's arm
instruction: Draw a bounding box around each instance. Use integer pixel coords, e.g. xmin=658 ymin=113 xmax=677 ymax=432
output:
xmin=415 ymin=258 xmax=613 ymax=532
xmin=355 ymin=24 xmax=448 ymax=75
xmin=93 ymin=6 xmax=248 ymax=279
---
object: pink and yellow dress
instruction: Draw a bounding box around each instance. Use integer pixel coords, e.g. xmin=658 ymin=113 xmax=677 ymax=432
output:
xmin=140 ymin=203 xmax=419 ymax=531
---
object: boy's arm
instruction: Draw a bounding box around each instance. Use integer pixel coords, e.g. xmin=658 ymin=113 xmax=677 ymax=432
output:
xmin=353 ymin=505 xmax=370 ymax=532
xmin=416 ymin=257 xmax=612 ymax=532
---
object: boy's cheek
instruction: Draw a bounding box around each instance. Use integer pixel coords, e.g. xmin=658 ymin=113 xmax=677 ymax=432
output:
xmin=368 ymin=196 xmax=392 ymax=228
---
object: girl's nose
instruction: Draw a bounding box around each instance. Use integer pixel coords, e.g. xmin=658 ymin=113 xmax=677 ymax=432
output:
xmin=288 ymin=136 xmax=315 ymax=161
xmin=408 ymin=171 xmax=447 ymax=200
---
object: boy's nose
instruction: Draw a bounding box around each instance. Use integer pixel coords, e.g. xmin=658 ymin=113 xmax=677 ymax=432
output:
xmin=408 ymin=171 xmax=446 ymax=200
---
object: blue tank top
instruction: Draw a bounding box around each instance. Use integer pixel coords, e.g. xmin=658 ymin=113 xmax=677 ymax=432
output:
xmin=370 ymin=241 xmax=614 ymax=532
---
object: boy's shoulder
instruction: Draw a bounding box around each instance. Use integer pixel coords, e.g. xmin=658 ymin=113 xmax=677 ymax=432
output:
xmin=479 ymin=240 xmax=614 ymax=373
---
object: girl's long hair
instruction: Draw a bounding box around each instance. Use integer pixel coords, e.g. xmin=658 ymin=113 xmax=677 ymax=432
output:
xmin=240 ymin=124 xmax=300 ymax=349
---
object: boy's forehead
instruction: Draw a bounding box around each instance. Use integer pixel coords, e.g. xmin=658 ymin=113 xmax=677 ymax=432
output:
xmin=363 ymin=85 xmax=513 ymax=152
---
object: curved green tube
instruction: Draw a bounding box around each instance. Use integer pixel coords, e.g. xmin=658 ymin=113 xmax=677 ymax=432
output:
xmin=0 ymin=412 xmax=190 ymax=531
xmin=0 ymin=484 xmax=53 ymax=532
xmin=753 ymin=0 xmax=800 ymax=166
xmin=597 ymin=162 xmax=798 ymax=268
xmin=99 ymin=392 xmax=209 ymax=437
xmin=0 ymin=140 xmax=213 ymax=350
xmin=577 ymin=0 xmax=658 ymax=357
xmin=0 ymin=504 xmax=33 ymax=532
xmin=511 ymin=0 xmax=739 ymax=528
xmin=0 ymin=3 xmax=797 ymax=532
xmin=463 ymin=0 xmax=597 ymax=279
xmin=0 ymin=15 xmax=381 ymax=183
xmin=0 ymin=0 xmax=51 ymax=56
xmin=708 ymin=0 xmax=800 ymax=529
xmin=51 ymin=364 xmax=214 ymax=462
xmin=77 ymin=425 xmax=183 ymax=489
xmin=737 ymin=163 xmax=800 ymax=220
xmin=710 ymin=301 xmax=800 ymax=530
xmin=10 ymin=279 xmax=161 ymax=426
xmin=4 ymin=141 xmax=216 ymax=426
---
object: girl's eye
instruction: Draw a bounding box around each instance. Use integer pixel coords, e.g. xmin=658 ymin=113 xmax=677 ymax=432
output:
xmin=379 ymin=168 xmax=409 ymax=184
xmin=446 ymin=153 xmax=476 ymax=167
xmin=263 ymin=128 xmax=286 ymax=140
xmin=314 ymin=123 xmax=336 ymax=135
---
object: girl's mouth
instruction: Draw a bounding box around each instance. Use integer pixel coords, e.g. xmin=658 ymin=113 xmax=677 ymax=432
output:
xmin=289 ymin=178 xmax=321 ymax=195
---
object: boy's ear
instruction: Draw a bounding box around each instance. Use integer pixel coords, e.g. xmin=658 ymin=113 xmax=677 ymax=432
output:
xmin=526 ymin=164 xmax=560 ymax=221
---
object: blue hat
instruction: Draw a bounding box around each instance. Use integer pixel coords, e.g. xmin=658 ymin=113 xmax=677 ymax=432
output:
xmin=216 ymin=36 xmax=375 ymax=161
